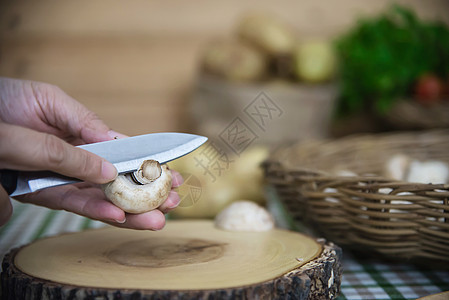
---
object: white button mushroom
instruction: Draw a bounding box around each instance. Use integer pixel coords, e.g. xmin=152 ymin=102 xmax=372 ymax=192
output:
xmin=214 ymin=201 xmax=275 ymax=232
xmin=102 ymin=160 xmax=172 ymax=214
xmin=406 ymin=160 xmax=449 ymax=184
xmin=384 ymin=154 xmax=411 ymax=181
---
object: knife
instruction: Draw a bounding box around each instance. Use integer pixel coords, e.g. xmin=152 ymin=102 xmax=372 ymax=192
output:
xmin=0 ymin=132 xmax=207 ymax=197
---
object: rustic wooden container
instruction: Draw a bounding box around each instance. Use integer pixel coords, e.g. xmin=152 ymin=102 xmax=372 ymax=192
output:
xmin=264 ymin=130 xmax=449 ymax=265
xmin=188 ymin=76 xmax=338 ymax=146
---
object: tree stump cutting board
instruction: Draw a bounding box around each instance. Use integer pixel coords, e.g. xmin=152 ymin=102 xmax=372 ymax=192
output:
xmin=1 ymin=220 xmax=342 ymax=299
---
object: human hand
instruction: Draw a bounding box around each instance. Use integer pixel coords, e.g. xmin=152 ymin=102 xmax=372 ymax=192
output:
xmin=0 ymin=78 xmax=183 ymax=229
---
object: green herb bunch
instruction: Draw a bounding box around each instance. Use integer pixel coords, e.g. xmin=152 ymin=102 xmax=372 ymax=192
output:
xmin=335 ymin=5 xmax=449 ymax=117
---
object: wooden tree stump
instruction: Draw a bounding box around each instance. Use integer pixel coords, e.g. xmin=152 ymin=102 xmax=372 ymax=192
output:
xmin=1 ymin=220 xmax=342 ymax=299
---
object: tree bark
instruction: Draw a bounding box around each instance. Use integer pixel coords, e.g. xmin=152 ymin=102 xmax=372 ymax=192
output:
xmin=1 ymin=220 xmax=342 ymax=300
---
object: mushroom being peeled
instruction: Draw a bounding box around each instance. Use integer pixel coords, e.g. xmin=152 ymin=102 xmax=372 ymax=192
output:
xmin=102 ymin=160 xmax=172 ymax=214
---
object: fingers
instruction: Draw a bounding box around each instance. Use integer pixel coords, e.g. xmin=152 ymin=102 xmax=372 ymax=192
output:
xmin=1 ymin=78 xmax=127 ymax=143
xmin=0 ymin=123 xmax=117 ymax=184
xmin=27 ymin=81 xmax=114 ymax=143
xmin=0 ymin=187 xmax=13 ymax=226
xmin=171 ymin=170 xmax=184 ymax=188
xmin=107 ymin=210 xmax=166 ymax=231
xmin=19 ymin=184 xmax=167 ymax=230
xmin=35 ymin=82 xmax=128 ymax=143
xmin=156 ymin=170 xmax=183 ymax=213
xmin=18 ymin=185 xmax=126 ymax=224
xmin=158 ymin=191 xmax=181 ymax=213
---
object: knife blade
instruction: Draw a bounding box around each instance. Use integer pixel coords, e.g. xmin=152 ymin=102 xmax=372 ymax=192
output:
xmin=2 ymin=132 xmax=207 ymax=197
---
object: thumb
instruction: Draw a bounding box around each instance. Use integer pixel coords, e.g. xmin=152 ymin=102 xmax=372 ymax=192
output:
xmin=0 ymin=123 xmax=117 ymax=184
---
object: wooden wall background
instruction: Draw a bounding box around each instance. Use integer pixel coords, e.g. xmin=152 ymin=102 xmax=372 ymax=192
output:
xmin=1 ymin=0 xmax=448 ymax=136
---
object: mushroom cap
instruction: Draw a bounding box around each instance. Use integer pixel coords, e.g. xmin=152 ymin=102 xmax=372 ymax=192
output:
xmin=102 ymin=164 xmax=172 ymax=214
xmin=214 ymin=200 xmax=274 ymax=232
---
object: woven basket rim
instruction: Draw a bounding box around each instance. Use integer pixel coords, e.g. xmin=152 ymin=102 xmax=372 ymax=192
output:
xmin=268 ymin=129 xmax=449 ymax=187
xmin=264 ymin=129 xmax=449 ymax=264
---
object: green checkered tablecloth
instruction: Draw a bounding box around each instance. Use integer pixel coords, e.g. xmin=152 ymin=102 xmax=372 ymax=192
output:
xmin=1 ymin=200 xmax=448 ymax=299
xmin=338 ymin=252 xmax=448 ymax=299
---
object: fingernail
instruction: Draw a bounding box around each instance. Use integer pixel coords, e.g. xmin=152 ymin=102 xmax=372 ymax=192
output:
xmin=115 ymin=217 xmax=126 ymax=224
xmin=171 ymin=172 xmax=184 ymax=187
xmin=108 ymin=130 xmax=128 ymax=140
xmin=168 ymin=202 xmax=181 ymax=210
xmin=168 ymin=201 xmax=181 ymax=210
xmin=167 ymin=192 xmax=181 ymax=209
xmin=101 ymin=160 xmax=118 ymax=181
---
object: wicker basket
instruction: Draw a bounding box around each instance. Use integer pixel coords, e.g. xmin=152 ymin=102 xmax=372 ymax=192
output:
xmin=264 ymin=130 xmax=449 ymax=264
xmin=385 ymin=100 xmax=449 ymax=130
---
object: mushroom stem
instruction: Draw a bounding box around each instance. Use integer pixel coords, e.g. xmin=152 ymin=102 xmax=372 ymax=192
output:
xmin=131 ymin=160 xmax=162 ymax=185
